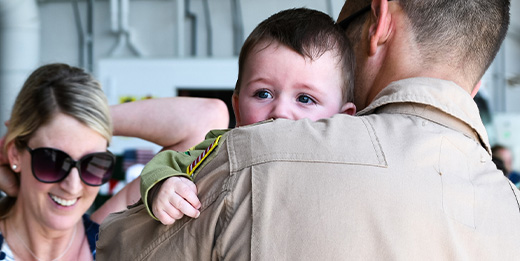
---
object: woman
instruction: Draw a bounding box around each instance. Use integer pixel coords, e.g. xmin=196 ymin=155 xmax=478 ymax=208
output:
xmin=0 ymin=63 xmax=228 ymax=260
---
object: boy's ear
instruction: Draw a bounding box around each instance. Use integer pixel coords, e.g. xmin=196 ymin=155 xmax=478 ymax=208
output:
xmin=231 ymin=93 xmax=242 ymax=127
xmin=368 ymin=0 xmax=391 ymax=56
xmin=7 ymin=142 xmax=22 ymax=173
xmin=340 ymin=102 xmax=357 ymax=116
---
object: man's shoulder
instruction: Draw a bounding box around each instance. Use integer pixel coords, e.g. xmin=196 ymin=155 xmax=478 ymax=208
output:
xmin=229 ymin=115 xmax=364 ymax=136
xmin=96 ymin=204 xmax=155 ymax=259
xmin=224 ymin=115 xmax=388 ymax=171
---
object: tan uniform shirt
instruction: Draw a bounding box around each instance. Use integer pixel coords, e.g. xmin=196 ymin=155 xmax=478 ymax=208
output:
xmin=97 ymin=78 xmax=520 ymax=260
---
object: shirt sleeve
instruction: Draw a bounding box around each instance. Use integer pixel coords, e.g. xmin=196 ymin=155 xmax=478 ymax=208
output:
xmin=139 ymin=129 xmax=227 ymax=219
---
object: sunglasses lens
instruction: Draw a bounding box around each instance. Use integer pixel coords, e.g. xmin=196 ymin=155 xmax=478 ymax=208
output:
xmin=79 ymin=153 xmax=115 ymax=186
xmin=31 ymin=148 xmax=70 ymax=183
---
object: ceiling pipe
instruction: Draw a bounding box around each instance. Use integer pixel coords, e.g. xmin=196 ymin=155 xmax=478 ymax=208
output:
xmin=185 ymin=0 xmax=197 ymax=56
xmin=230 ymin=0 xmax=244 ymax=56
xmin=0 ymin=0 xmax=40 ymax=135
xmin=72 ymin=0 xmax=94 ymax=72
xmin=176 ymin=0 xmax=185 ymax=57
xmin=86 ymin=0 xmax=94 ymax=72
xmin=108 ymin=0 xmax=143 ymax=57
xmin=72 ymin=0 xmax=85 ymax=68
xmin=202 ymin=0 xmax=212 ymax=56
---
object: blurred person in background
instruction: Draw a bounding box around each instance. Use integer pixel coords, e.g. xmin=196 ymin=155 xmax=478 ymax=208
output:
xmin=492 ymin=144 xmax=520 ymax=187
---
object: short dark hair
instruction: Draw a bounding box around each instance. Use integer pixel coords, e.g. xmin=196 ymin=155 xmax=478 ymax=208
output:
xmin=341 ymin=0 xmax=510 ymax=82
xmin=236 ymin=8 xmax=355 ymax=103
xmin=400 ymin=0 xmax=510 ymax=80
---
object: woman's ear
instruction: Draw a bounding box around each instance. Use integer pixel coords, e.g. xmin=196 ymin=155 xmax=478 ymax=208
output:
xmin=7 ymin=142 xmax=22 ymax=173
xmin=340 ymin=102 xmax=357 ymax=116
xmin=231 ymin=93 xmax=242 ymax=127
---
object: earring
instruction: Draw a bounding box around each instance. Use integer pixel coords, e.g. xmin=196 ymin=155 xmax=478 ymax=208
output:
xmin=12 ymin=164 xmax=17 ymax=170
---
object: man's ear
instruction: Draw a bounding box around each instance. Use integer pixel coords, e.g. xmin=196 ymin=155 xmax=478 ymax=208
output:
xmin=368 ymin=0 xmax=391 ymax=56
xmin=340 ymin=102 xmax=357 ymax=116
xmin=7 ymin=142 xmax=22 ymax=173
xmin=231 ymin=93 xmax=242 ymax=127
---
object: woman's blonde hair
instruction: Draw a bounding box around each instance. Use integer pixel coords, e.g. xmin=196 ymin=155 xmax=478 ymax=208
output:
xmin=5 ymin=63 xmax=112 ymax=150
xmin=1 ymin=63 xmax=112 ymax=218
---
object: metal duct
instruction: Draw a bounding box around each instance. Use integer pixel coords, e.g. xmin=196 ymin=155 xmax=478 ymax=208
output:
xmin=202 ymin=0 xmax=212 ymax=56
xmin=0 ymin=0 xmax=40 ymax=135
xmin=230 ymin=0 xmax=243 ymax=56
xmin=108 ymin=0 xmax=143 ymax=57
xmin=185 ymin=0 xmax=197 ymax=56
xmin=72 ymin=0 xmax=94 ymax=72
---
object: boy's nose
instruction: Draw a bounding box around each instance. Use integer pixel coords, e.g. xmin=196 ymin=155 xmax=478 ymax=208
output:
xmin=269 ymin=101 xmax=294 ymax=120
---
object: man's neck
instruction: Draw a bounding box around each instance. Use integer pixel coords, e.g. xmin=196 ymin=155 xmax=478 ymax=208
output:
xmin=363 ymin=32 xmax=474 ymax=108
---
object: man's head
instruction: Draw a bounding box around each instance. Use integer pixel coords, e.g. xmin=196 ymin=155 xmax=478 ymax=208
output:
xmin=338 ymin=0 xmax=510 ymax=109
xmin=233 ymin=8 xmax=356 ymax=126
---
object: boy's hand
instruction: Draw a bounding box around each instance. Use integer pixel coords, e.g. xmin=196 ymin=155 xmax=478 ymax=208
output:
xmin=152 ymin=177 xmax=201 ymax=225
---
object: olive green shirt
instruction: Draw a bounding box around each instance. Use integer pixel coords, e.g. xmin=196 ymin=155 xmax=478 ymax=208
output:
xmin=140 ymin=129 xmax=228 ymax=219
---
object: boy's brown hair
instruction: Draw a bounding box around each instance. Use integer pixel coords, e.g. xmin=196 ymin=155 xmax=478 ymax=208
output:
xmin=235 ymin=8 xmax=355 ymax=103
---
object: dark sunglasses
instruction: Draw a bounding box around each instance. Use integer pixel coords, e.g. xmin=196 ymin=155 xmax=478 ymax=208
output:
xmin=338 ymin=1 xmax=393 ymax=30
xmin=26 ymin=146 xmax=116 ymax=186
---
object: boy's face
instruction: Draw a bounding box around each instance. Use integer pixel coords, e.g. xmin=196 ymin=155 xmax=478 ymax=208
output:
xmin=233 ymin=42 xmax=355 ymax=127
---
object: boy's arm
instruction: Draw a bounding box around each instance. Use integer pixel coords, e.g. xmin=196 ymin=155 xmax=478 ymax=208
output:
xmin=141 ymin=130 xmax=226 ymax=219
xmin=140 ymin=150 xmax=195 ymax=220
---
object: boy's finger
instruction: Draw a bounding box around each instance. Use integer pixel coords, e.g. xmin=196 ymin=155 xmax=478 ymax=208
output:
xmin=170 ymin=193 xmax=200 ymax=218
xmin=180 ymin=177 xmax=198 ymax=193
xmin=175 ymin=181 xmax=202 ymax=209
xmin=179 ymin=179 xmax=201 ymax=209
xmin=156 ymin=209 xmax=176 ymax=225
xmin=153 ymin=202 xmax=180 ymax=225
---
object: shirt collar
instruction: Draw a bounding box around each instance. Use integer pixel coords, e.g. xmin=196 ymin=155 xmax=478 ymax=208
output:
xmin=357 ymin=77 xmax=490 ymax=154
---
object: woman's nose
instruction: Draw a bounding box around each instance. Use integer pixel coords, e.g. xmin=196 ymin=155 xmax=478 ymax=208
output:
xmin=60 ymin=167 xmax=83 ymax=194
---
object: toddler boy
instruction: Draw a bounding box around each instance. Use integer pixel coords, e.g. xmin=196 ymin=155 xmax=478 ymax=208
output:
xmin=141 ymin=8 xmax=356 ymax=224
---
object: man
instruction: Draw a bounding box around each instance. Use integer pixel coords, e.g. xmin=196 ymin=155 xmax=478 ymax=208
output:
xmin=97 ymin=0 xmax=520 ymax=259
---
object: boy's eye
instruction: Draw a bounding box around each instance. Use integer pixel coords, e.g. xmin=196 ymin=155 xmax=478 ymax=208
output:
xmin=255 ymin=90 xmax=272 ymax=99
xmin=297 ymin=95 xmax=315 ymax=104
